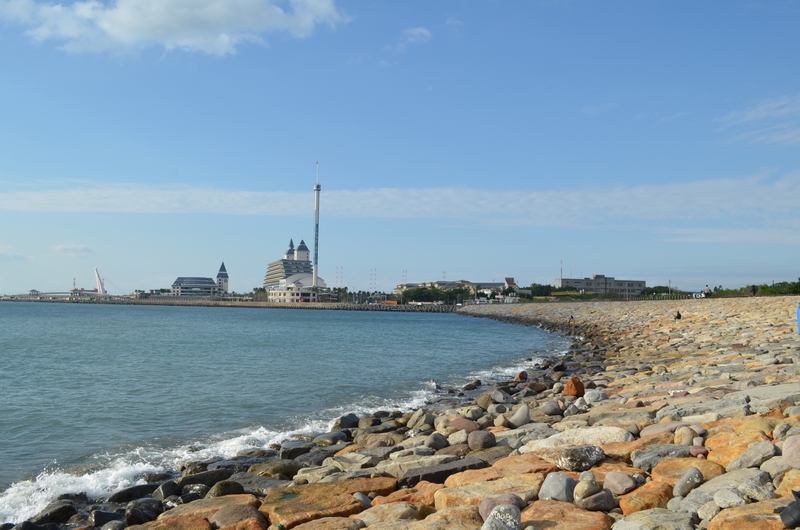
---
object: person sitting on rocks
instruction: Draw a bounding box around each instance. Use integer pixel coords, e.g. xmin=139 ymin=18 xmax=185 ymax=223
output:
xmin=674 ymin=310 xmax=682 ymax=321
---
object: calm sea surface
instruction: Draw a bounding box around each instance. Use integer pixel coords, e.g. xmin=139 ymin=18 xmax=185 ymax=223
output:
xmin=0 ymin=302 xmax=568 ymax=522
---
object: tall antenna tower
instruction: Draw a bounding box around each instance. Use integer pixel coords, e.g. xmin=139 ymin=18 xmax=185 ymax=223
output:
xmin=312 ymin=161 xmax=321 ymax=288
xmin=402 ymin=270 xmax=407 ymax=284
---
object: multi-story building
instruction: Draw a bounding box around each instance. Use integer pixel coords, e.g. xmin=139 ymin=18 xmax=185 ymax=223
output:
xmin=170 ymin=263 xmax=229 ymax=297
xmin=554 ymin=274 xmax=645 ymax=296
xmin=263 ymin=240 xmax=328 ymax=302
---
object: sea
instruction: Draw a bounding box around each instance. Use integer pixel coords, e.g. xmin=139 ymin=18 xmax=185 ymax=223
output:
xmin=0 ymin=301 xmax=569 ymax=523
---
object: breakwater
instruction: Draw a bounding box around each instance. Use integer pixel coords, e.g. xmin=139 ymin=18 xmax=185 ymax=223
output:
xmin=10 ymin=297 xmax=800 ymax=530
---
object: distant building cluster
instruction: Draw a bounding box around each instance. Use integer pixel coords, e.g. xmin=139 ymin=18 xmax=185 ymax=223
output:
xmin=555 ymin=274 xmax=645 ymax=296
xmin=263 ymin=239 xmax=331 ymax=303
xmin=168 ymin=263 xmax=230 ymax=297
xmin=394 ymin=277 xmax=526 ymax=302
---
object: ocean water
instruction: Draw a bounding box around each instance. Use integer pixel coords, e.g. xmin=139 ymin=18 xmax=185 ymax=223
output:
xmin=0 ymin=302 xmax=569 ymax=523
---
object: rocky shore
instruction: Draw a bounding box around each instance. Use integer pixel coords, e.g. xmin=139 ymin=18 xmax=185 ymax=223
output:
xmin=7 ymin=296 xmax=800 ymax=530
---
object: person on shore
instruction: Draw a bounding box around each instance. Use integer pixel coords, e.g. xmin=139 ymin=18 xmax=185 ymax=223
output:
xmin=751 ymin=285 xmax=757 ymax=297
xmin=703 ymin=285 xmax=711 ymax=298
xmin=674 ymin=310 xmax=682 ymax=321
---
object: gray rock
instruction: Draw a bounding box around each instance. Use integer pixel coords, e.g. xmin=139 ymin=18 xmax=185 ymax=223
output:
xmin=539 ymin=401 xmax=563 ymax=416
xmin=183 ymin=484 xmax=210 ymax=497
xmin=697 ymin=501 xmax=719 ymax=521
xmin=673 ymin=467 xmax=704 ymax=497
xmin=30 ymin=501 xmax=77 ymax=525
xmin=488 ymin=404 xmax=508 ymax=414
xmin=175 ymin=468 xmax=233 ymax=488
xmin=228 ymin=473 xmax=289 ymax=496
xmin=563 ymin=404 xmax=581 ymax=417
xmin=773 ymin=422 xmax=792 ymax=439
xmin=726 ymin=440 xmax=776 ymax=471
xmin=761 ymin=456 xmax=793 ymax=478
xmin=407 ymin=409 xmax=435 ymax=430
xmin=332 ymin=413 xmax=360 ymax=430
xmin=713 ymin=489 xmax=746 ymax=508
xmin=101 ymin=521 xmax=127 ymax=530
xmin=397 ymin=457 xmax=489 ymax=488
xmin=491 ymin=389 xmax=513 ymax=404
xmin=468 ymin=430 xmax=497 ymax=451
xmin=88 ymin=510 xmax=124 ymax=528
xmin=611 ymin=508 xmax=698 ymax=530
xmin=538 ymin=472 xmax=575 ymax=502
xmin=782 ymin=435 xmax=800 ymax=469
xmin=481 ymin=504 xmax=521 ymax=530
xmin=106 ymin=483 xmax=160 ymax=503
xmin=631 ymin=444 xmax=692 ymax=472
xmin=666 ymin=496 xmax=683 ymax=512
xmin=208 ymin=504 xmax=266 ymax=528
xmin=448 ymin=430 xmax=470 ymax=445
xmin=575 ymin=489 xmax=617 ymax=512
xmin=279 ymin=440 xmax=315 ymax=460
xmin=313 ymin=432 xmax=349 ymax=446
xmin=534 ymin=445 xmax=605 ymax=472
xmin=604 ymin=471 xmax=637 ymax=495
xmin=353 ymin=492 xmax=372 ymax=510
xmin=424 ymin=432 xmax=449 ymax=450
xmin=206 ymin=480 xmax=244 ymax=498
xmin=584 ymin=389 xmax=609 ymax=403
xmin=479 ymin=493 xmax=527 ymax=521
xmin=507 ymin=405 xmax=530 ymax=429
xmin=152 ymin=480 xmax=181 ymax=500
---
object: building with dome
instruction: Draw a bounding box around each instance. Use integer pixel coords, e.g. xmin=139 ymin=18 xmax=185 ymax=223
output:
xmin=263 ymin=240 xmax=328 ymax=302
xmin=171 ymin=262 xmax=229 ymax=297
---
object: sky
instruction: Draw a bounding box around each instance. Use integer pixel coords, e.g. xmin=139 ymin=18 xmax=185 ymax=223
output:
xmin=0 ymin=0 xmax=799 ymax=295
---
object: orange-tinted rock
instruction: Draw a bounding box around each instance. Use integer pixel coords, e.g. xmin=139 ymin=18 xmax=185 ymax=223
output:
xmin=707 ymin=497 xmax=793 ymax=530
xmin=514 ymin=371 xmax=528 ymax=382
xmin=650 ymin=458 xmax=726 ymax=486
xmin=259 ymin=477 xmax=397 ymax=529
xmin=434 ymin=473 xmax=544 ymax=510
xmin=619 ymin=480 xmax=673 ymax=515
xmin=357 ymin=506 xmax=482 ymax=529
xmin=293 ymin=518 xmax=366 ymax=530
xmin=350 ymin=502 xmax=420 ymax=526
xmin=158 ymin=495 xmax=261 ymax=521
xmin=444 ymin=467 xmax=501 ymax=488
xmin=706 ymin=431 xmax=770 ymax=468
xmin=775 ymin=469 xmax=800 ymax=498
xmin=371 ymin=481 xmax=444 ymax=508
xmin=128 ymin=514 xmax=213 ymax=530
xmin=223 ymin=517 xmax=268 ymax=530
xmin=334 ymin=445 xmax=362 ymax=457
xmin=521 ymin=500 xmax=611 ymax=530
xmin=492 ymin=453 xmax=559 ymax=476
xmin=735 ymin=418 xmax=781 ymax=435
xmin=563 ymin=377 xmax=585 ymax=397
xmin=600 ymin=432 xmax=675 ymax=463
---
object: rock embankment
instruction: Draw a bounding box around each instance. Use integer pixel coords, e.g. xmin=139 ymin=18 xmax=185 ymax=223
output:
xmin=9 ymin=297 xmax=800 ymax=530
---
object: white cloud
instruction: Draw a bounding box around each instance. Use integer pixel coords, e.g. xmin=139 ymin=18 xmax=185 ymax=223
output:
xmin=720 ymin=94 xmax=800 ymax=146
xmin=0 ymin=0 xmax=346 ymax=55
xmin=50 ymin=244 xmax=93 ymax=257
xmin=0 ymin=245 xmax=28 ymax=261
xmin=1 ymin=172 xmax=798 ymax=245
xmin=388 ymin=26 xmax=431 ymax=53
xmin=445 ymin=17 xmax=463 ymax=30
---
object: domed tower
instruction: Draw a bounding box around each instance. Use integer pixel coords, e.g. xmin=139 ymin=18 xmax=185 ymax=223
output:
xmin=295 ymin=240 xmax=310 ymax=261
xmin=283 ymin=239 xmax=295 ymax=260
xmin=217 ymin=262 xmax=229 ymax=294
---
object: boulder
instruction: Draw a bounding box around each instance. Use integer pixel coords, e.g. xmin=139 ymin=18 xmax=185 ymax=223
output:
xmin=706 ymin=497 xmax=793 ymax=530
xmin=107 ymin=483 xmax=160 ymax=503
xmin=481 ymin=504 xmax=521 ymax=530
xmin=619 ymin=480 xmax=673 ymax=515
xmin=521 ymin=500 xmax=612 ymax=530
xmin=397 ymin=457 xmax=489 ymax=488
xmin=631 ymin=445 xmax=692 ymax=472
xmin=468 ymin=431 xmax=496 ymax=451
xmin=611 ymin=508 xmax=697 ymax=530
xmin=280 ymin=441 xmax=316 ymax=460
xmin=563 ymin=377 xmax=585 ymax=397
xmin=349 ymin=501 xmax=419 ymax=526
xmin=175 ymin=469 xmax=234 ymax=489
xmin=538 ymin=472 xmax=575 ymax=502
xmin=206 ymin=480 xmax=245 ymax=498
xmin=207 ymin=504 xmax=267 ymax=529
xmin=30 ymin=501 xmax=78 ymax=525
xmin=532 ymin=445 xmax=605 ymax=471
xmin=575 ymin=489 xmax=617 ymax=512
xmin=478 ymin=493 xmax=527 ymax=521
xmin=434 ymin=473 xmax=545 ymax=510
xmin=603 ymin=471 xmax=637 ymax=495
xmin=248 ymin=460 xmax=303 ymax=479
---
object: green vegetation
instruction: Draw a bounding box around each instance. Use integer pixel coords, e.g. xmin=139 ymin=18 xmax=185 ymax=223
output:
xmin=711 ymin=279 xmax=800 ymax=297
xmin=398 ymin=285 xmax=473 ymax=304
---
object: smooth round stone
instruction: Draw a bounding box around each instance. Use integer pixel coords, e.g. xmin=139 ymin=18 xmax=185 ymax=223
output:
xmin=552 ymin=383 xmax=565 ymax=394
xmin=424 ymin=432 xmax=449 ymax=450
xmin=206 ymin=480 xmax=244 ymax=498
xmin=479 ymin=493 xmax=527 ymax=521
xmin=690 ymin=446 xmax=709 ymax=457
xmin=540 ymin=401 xmax=563 ymax=416
xmin=488 ymin=404 xmax=508 ymax=414
xmin=666 ymin=496 xmax=683 ymax=512
xmin=464 ymin=407 xmax=484 ymax=421
xmin=468 ymin=430 xmax=496 ymax=451
xmin=494 ymin=415 xmax=509 ymax=428
xmin=692 ymin=437 xmax=704 ymax=447
xmin=579 ymin=471 xmax=596 ymax=481
xmin=313 ymin=432 xmax=348 ymax=447
xmin=353 ymin=492 xmax=371 ymax=510
xmin=574 ymin=488 xmax=617 ymax=512
xmin=507 ymin=405 xmax=530 ymax=429
xmin=583 ymin=389 xmax=609 ymax=403
xmin=573 ymin=478 xmax=601 ymax=500
xmin=452 ymin=417 xmax=481 ymax=433
xmin=538 ymin=472 xmax=575 ymax=502
xmin=784 ymin=407 xmax=800 ymax=418
xmin=603 ymin=471 xmax=637 ymax=495
xmin=674 ymin=426 xmax=694 ymax=446
xmin=673 ymin=467 xmax=704 ymax=497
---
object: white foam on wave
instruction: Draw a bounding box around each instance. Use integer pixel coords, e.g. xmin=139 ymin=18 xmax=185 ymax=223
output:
xmin=0 ymin=385 xmax=437 ymax=524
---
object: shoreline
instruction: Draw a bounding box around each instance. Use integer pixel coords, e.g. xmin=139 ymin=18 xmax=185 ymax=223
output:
xmin=8 ymin=297 xmax=800 ymax=530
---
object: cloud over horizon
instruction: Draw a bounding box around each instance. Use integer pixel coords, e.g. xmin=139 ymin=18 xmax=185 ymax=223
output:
xmin=49 ymin=244 xmax=94 ymax=257
xmin=2 ymin=172 xmax=798 ymax=243
xmin=0 ymin=0 xmax=346 ymax=55
xmin=720 ymin=93 xmax=800 ymax=146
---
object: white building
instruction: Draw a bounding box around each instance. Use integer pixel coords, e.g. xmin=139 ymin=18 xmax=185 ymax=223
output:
xmin=263 ymin=240 xmax=328 ymax=302
xmin=555 ymin=274 xmax=645 ymax=296
xmin=170 ymin=263 xmax=229 ymax=297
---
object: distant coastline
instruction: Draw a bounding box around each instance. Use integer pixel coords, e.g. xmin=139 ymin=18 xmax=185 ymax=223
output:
xmin=0 ymin=297 xmax=458 ymax=312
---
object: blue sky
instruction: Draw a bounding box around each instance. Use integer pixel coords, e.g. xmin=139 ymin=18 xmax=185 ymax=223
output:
xmin=0 ymin=0 xmax=799 ymax=294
